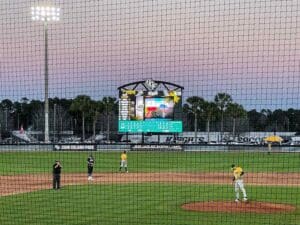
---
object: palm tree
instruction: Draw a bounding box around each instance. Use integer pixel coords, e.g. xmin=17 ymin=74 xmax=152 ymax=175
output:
xmin=70 ymin=95 xmax=92 ymax=141
xmin=102 ymin=97 xmax=118 ymax=142
xmin=227 ymin=103 xmax=247 ymax=137
xmin=214 ymin=93 xmax=232 ymax=134
xmin=19 ymin=97 xmax=29 ymax=129
xmin=247 ymin=109 xmax=263 ymax=131
xmin=183 ymin=96 xmax=205 ymax=140
xmin=27 ymin=100 xmax=43 ymax=131
xmin=201 ymin=101 xmax=218 ymax=143
xmin=261 ymin=109 xmax=273 ymax=132
xmin=49 ymin=98 xmax=73 ymax=141
xmin=1 ymin=99 xmax=14 ymax=131
xmin=1 ymin=99 xmax=14 ymax=109
xmin=90 ymin=100 xmax=104 ymax=141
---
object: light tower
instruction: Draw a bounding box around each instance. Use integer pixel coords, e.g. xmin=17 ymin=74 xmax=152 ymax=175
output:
xmin=31 ymin=6 xmax=61 ymax=142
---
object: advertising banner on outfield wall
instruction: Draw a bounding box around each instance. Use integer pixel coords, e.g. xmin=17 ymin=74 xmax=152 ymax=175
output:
xmin=122 ymin=132 xmax=296 ymax=144
xmin=54 ymin=145 xmax=95 ymax=151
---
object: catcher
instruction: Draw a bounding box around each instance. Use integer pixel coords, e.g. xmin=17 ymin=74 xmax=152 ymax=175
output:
xmin=231 ymin=164 xmax=248 ymax=202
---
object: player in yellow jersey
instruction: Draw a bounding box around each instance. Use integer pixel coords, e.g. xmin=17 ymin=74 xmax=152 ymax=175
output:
xmin=231 ymin=164 xmax=247 ymax=202
xmin=119 ymin=151 xmax=128 ymax=173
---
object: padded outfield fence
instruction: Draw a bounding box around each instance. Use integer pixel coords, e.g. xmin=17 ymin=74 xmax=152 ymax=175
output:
xmin=1 ymin=0 xmax=300 ymax=225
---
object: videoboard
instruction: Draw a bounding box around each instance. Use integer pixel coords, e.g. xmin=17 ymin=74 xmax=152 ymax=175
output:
xmin=118 ymin=80 xmax=183 ymax=133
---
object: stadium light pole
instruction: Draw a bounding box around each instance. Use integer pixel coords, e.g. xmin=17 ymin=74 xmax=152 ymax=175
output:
xmin=31 ymin=6 xmax=60 ymax=142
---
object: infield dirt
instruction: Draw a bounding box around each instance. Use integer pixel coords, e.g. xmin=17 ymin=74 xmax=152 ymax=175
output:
xmin=181 ymin=201 xmax=296 ymax=213
xmin=0 ymin=172 xmax=299 ymax=197
xmin=1 ymin=172 xmax=299 ymax=213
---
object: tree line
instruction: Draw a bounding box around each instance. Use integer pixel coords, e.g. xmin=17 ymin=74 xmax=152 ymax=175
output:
xmin=0 ymin=93 xmax=299 ymax=141
xmin=183 ymin=93 xmax=300 ymax=141
xmin=0 ymin=96 xmax=118 ymax=141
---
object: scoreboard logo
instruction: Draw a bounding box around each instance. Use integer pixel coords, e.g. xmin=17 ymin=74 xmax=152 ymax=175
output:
xmin=144 ymin=79 xmax=158 ymax=91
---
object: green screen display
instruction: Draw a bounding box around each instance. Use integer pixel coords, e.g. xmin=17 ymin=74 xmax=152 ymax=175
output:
xmin=119 ymin=120 xmax=183 ymax=133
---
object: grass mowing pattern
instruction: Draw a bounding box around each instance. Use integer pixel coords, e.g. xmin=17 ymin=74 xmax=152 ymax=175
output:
xmin=0 ymin=151 xmax=299 ymax=175
xmin=0 ymin=184 xmax=299 ymax=225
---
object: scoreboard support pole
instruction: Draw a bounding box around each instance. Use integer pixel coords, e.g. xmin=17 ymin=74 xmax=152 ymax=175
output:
xmin=142 ymin=133 xmax=145 ymax=144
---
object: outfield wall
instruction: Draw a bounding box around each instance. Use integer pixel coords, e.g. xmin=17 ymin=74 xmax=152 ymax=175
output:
xmin=122 ymin=132 xmax=296 ymax=144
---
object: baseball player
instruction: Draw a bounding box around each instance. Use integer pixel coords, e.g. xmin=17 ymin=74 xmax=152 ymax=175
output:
xmin=119 ymin=150 xmax=128 ymax=173
xmin=87 ymin=154 xmax=95 ymax=181
xmin=52 ymin=160 xmax=62 ymax=190
xmin=231 ymin=164 xmax=247 ymax=202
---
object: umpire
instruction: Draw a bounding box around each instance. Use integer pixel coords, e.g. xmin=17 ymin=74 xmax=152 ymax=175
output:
xmin=53 ymin=160 xmax=62 ymax=190
xmin=87 ymin=154 xmax=95 ymax=181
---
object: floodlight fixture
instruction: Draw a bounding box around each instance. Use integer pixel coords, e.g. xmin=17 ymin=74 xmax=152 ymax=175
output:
xmin=31 ymin=6 xmax=60 ymax=22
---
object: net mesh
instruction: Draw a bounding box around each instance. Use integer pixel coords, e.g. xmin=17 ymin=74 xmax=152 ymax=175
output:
xmin=0 ymin=0 xmax=299 ymax=225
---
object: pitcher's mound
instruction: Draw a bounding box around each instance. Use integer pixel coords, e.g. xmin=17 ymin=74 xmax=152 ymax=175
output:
xmin=182 ymin=201 xmax=296 ymax=214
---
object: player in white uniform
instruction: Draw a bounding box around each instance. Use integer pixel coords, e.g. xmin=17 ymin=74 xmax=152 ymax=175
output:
xmin=231 ymin=164 xmax=247 ymax=202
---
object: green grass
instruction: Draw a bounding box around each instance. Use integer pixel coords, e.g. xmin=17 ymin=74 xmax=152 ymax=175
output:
xmin=0 ymin=151 xmax=299 ymax=175
xmin=0 ymin=184 xmax=299 ymax=225
xmin=0 ymin=151 xmax=299 ymax=225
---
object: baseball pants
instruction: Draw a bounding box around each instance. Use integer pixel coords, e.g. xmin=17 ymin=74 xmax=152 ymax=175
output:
xmin=53 ymin=174 xmax=61 ymax=189
xmin=235 ymin=179 xmax=247 ymax=200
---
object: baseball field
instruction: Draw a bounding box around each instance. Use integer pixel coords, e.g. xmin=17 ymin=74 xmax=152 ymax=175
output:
xmin=0 ymin=151 xmax=299 ymax=225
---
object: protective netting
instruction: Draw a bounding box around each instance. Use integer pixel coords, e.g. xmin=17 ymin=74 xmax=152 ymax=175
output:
xmin=0 ymin=0 xmax=299 ymax=225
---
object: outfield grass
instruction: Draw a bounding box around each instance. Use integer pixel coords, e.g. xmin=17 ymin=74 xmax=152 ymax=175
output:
xmin=0 ymin=151 xmax=299 ymax=175
xmin=0 ymin=184 xmax=299 ymax=225
xmin=0 ymin=151 xmax=299 ymax=225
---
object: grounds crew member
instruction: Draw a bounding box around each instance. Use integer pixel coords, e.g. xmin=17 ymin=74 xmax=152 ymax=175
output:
xmin=53 ymin=160 xmax=62 ymax=190
xmin=87 ymin=154 xmax=95 ymax=181
xmin=119 ymin=151 xmax=128 ymax=173
xmin=231 ymin=164 xmax=247 ymax=202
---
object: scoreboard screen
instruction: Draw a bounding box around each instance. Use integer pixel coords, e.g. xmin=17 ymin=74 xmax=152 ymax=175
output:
xmin=118 ymin=81 xmax=183 ymax=133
